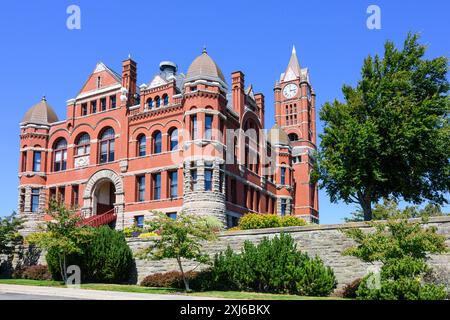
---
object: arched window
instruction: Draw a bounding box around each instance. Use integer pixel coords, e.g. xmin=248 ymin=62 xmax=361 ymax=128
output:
xmin=146 ymin=98 xmax=153 ymax=109
xmin=75 ymin=133 xmax=90 ymax=156
xmin=288 ymin=133 xmax=298 ymax=142
xmin=162 ymin=94 xmax=169 ymax=106
xmin=137 ymin=134 xmax=146 ymax=156
xmin=155 ymin=96 xmax=161 ymax=108
xmin=99 ymin=127 xmax=115 ymax=163
xmin=169 ymin=128 xmax=178 ymax=151
xmin=53 ymin=138 xmax=67 ymax=172
xmin=153 ymin=131 xmax=162 ymax=154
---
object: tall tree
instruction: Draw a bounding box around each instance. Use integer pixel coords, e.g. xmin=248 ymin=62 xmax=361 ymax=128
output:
xmin=138 ymin=212 xmax=221 ymax=292
xmin=27 ymin=201 xmax=92 ymax=283
xmin=314 ymin=33 xmax=450 ymax=220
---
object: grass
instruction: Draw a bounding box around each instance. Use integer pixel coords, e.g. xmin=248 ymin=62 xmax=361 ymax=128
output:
xmin=0 ymin=279 xmax=344 ymax=300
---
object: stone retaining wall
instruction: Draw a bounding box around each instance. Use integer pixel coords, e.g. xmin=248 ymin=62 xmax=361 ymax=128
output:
xmin=128 ymin=216 xmax=450 ymax=289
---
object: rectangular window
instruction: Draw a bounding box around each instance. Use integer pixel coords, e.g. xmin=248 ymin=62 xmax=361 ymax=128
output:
xmin=191 ymin=115 xmax=197 ymax=140
xmin=169 ymin=171 xmax=178 ymax=198
xmin=110 ymin=95 xmax=116 ymax=109
xmin=21 ymin=151 xmax=27 ymax=172
xmin=137 ymin=175 xmax=145 ymax=202
xmin=190 ymin=169 xmax=197 ymax=191
xmin=204 ymin=169 xmax=213 ymax=191
xmin=230 ymin=179 xmax=237 ymax=203
xmin=32 ymin=151 xmax=41 ymax=172
xmin=153 ymin=173 xmax=161 ymax=200
xmin=100 ymin=140 xmax=114 ymax=163
xmin=31 ymin=188 xmax=40 ymax=213
xmin=281 ymin=167 xmax=286 ymax=185
xmin=72 ymin=185 xmax=79 ymax=207
xmin=91 ymin=100 xmax=97 ymax=113
xmin=81 ymin=103 xmax=88 ymax=116
xmin=100 ymin=97 xmax=107 ymax=111
xmin=58 ymin=187 xmax=65 ymax=204
xmin=205 ymin=115 xmax=213 ymax=140
xmin=49 ymin=188 xmax=56 ymax=202
xmin=281 ymin=199 xmax=287 ymax=216
xmin=54 ymin=150 xmax=67 ymax=172
xmin=166 ymin=212 xmax=177 ymax=220
xmin=135 ymin=215 xmax=144 ymax=228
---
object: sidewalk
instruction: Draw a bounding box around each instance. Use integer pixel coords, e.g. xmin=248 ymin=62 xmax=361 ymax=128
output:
xmin=0 ymin=284 xmax=221 ymax=300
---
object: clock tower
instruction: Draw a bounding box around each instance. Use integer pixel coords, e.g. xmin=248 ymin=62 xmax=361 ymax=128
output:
xmin=274 ymin=46 xmax=318 ymax=222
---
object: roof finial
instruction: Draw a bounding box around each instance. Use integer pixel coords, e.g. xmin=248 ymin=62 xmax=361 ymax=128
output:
xmin=292 ymin=45 xmax=296 ymax=55
xmin=128 ymin=53 xmax=131 ymax=59
xmin=202 ymin=45 xmax=207 ymax=54
xmin=42 ymin=95 xmax=46 ymax=101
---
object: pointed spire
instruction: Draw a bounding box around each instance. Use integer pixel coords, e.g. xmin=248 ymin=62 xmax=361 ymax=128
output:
xmin=283 ymin=45 xmax=301 ymax=81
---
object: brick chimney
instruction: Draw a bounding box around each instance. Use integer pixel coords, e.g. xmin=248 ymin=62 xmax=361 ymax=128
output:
xmin=122 ymin=57 xmax=137 ymax=106
xmin=254 ymin=93 xmax=265 ymax=128
xmin=231 ymin=71 xmax=245 ymax=119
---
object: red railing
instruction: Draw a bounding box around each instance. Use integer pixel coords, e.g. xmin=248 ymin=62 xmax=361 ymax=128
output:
xmin=80 ymin=208 xmax=116 ymax=228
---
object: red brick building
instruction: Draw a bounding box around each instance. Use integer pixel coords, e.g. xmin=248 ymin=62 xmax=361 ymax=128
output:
xmin=18 ymin=47 xmax=318 ymax=232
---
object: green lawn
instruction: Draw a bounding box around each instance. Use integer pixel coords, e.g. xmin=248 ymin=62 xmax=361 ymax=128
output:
xmin=0 ymin=279 xmax=344 ymax=300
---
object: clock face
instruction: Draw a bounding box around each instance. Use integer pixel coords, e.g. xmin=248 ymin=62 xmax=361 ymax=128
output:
xmin=283 ymin=83 xmax=298 ymax=99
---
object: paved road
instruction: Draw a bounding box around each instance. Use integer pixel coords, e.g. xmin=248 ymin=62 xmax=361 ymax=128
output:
xmin=0 ymin=292 xmax=81 ymax=300
xmin=0 ymin=284 xmax=221 ymax=300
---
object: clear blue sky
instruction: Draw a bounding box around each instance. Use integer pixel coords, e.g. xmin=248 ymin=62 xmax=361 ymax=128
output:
xmin=0 ymin=0 xmax=448 ymax=223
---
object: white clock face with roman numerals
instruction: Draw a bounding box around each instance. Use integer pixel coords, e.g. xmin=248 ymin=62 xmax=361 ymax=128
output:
xmin=283 ymin=83 xmax=298 ymax=99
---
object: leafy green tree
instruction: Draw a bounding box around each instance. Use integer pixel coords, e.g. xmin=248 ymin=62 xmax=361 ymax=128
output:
xmin=344 ymin=199 xmax=447 ymax=222
xmin=26 ymin=201 xmax=92 ymax=283
xmin=138 ymin=212 xmax=221 ymax=292
xmin=314 ymin=33 xmax=450 ymax=220
xmin=0 ymin=212 xmax=23 ymax=257
xmin=342 ymin=218 xmax=448 ymax=299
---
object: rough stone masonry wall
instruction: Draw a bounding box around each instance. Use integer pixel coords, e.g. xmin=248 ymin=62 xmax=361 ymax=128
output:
xmin=128 ymin=216 xmax=450 ymax=290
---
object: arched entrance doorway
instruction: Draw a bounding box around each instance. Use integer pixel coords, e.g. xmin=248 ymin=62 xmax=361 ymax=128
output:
xmin=82 ymin=169 xmax=125 ymax=229
xmin=93 ymin=179 xmax=116 ymax=215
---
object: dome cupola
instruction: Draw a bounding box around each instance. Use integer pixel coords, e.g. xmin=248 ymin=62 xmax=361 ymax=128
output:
xmin=185 ymin=49 xmax=226 ymax=85
xmin=21 ymin=96 xmax=59 ymax=125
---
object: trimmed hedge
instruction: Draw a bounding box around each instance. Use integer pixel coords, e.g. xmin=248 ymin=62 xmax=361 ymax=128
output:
xmin=13 ymin=265 xmax=51 ymax=281
xmin=47 ymin=226 xmax=133 ymax=283
xmin=141 ymin=271 xmax=198 ymax=288
xmin=191 ymin=233 xmax=337 ymax=296
xmin=237 ymin=214 xmax=306 ymax=230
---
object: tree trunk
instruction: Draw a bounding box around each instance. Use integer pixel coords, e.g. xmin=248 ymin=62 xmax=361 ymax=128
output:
xmin=177 ymin=257 xmax=190 ymax=292
xmin=358 ymin=191 xmax=373 ymax=221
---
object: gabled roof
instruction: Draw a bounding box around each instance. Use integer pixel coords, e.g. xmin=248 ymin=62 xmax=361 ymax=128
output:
xmin=245 ymin=84 xmax=255 ymax=99
xmin=77 ymin=62 xmax=122 ymax=97
xmin=22 ymin=97 xmax=59 ymax=125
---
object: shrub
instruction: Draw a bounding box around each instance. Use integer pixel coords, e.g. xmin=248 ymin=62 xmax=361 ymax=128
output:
xmin=293 ymin=256 xmax=337 ymax=296
xmin=238 ymin=214 xmax=306 ymax=230
xmin=343 ymin=218 xmax=448 ymax=300
xmin=123 ymin=225 xmax=144 ymax=238
xmin=138 ymin=232 xmax=158 ymax=238
xmin=356 ymin=275 xmax=447 ymax=300
xmin=191 ymin=233 xmax=336 ymax=296
xmin=47 ymin=226 xmax=133 ymax=283
xmin=13 ymin=265 xmax=51 ymax=281
xmin=141 ymin=270 xmax=198 ymax=288
xmin=280 ymin=216 xmax=307 ymax=227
